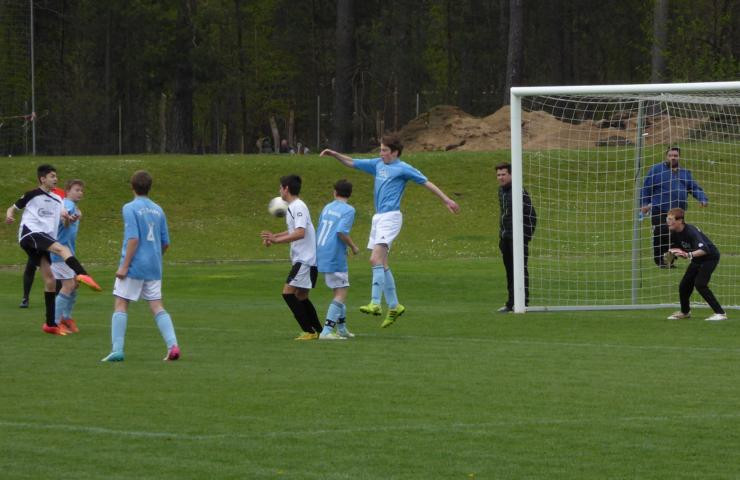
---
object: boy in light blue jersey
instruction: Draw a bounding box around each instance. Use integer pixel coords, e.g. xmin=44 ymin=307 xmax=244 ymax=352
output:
xmin=101 ymin=170 xmax=180 ymax=362
xmin=316 ymin=179 xmax=361 ymax=340
xmin=50 ymin=180 xmax=85 ymax=333
xmin=321 ymin=133 xmax=460 ymax=328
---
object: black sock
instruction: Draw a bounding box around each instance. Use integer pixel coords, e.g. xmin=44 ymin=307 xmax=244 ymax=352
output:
xmin=44 ymin=291 xmax=56 ymax=327
xmin=22 ymin=261 xmax=36 ymax=299
xmin=300 ymin=298 xmax=322 ymax=333
xmin=282 ymin=294 xmax=311 ymax=332
xmin=64 ymin=256 xmax=87 ymax=276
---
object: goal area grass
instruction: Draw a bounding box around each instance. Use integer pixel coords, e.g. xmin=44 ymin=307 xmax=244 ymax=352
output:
xmin=1 ymin=153 xmax=739 ymax=478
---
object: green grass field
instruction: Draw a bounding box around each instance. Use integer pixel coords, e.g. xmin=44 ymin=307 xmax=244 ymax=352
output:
xmin=2 ymin=261 xmax=740 ymax=479
xmin=2 ymin=153 xmax=740 ymax=478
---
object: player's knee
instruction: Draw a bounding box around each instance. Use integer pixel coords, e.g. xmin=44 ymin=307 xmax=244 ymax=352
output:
xmin=695 ymin=280 xmax=709 ymax=291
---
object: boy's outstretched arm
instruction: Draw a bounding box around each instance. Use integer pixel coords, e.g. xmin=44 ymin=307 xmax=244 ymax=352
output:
xmin=422 ymin=181 xmax=460 ymax=214
xmin=320 ymin=149 xmax=354 ymax=168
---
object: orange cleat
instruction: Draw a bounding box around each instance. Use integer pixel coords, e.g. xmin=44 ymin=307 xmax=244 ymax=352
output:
xmin=61 ymin=318 xmax=79 ymax=333
xmin=42 ymin=324 xmax=67 ymax=336
xmin=76 ymin=274 xmax=102 ymax=292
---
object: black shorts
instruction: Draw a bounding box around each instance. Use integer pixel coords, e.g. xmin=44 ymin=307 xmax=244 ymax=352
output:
xmin=20 ymin=232 xmax=55 ymax=264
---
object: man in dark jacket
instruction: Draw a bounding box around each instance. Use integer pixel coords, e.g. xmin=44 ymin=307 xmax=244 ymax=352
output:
xmin=496 ymin=162 xmax=536 ymax=313
xmin=640 ymin=147 xmax=708 ymax=268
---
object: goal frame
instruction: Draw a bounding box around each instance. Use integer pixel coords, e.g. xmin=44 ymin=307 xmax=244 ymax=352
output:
xmin=509 ymin=81 xmax=740 ymax=313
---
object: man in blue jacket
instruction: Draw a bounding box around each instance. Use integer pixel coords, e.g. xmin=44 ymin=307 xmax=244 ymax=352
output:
xmin=640 ymin=147 xmax=708 ymax=268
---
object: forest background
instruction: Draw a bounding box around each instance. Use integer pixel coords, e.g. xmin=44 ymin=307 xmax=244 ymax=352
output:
xmin=0 ymin=0 xmax=737 ymax=156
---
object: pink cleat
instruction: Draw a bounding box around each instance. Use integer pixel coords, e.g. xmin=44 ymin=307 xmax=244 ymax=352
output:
xmin=163 ymin=345 xmax=180 ymax=361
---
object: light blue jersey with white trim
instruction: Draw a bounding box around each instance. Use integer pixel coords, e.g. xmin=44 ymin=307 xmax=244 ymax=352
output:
xmin=353 ymin=158 xmax=427 ymax=213
xmin=50 ymin=198 xmax=79 ymax=263
xmin=316 ymin=200 xmax=356 ymax=273
xmin=119 ymin=196 xmax=169 ymax=280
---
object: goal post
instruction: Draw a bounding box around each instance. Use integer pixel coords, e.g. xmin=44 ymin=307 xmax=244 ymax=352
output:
xmin=509 ymin=81 xmax=740 ymax=313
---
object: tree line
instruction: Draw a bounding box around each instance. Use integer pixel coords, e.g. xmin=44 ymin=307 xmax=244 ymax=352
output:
xmin=0 ymin=0 xmax=736 ymax=156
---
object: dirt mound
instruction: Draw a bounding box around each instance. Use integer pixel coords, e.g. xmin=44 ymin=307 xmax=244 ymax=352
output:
xmin=399 ymin=105 xmax=707 ymax=152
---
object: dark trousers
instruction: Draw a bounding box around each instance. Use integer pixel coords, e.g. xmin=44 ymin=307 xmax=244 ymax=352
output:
xmin=651 ymin=213 xmax=670 ymax=266
xmin=679 ymin=258 xmax=724 ymax=314
xmin=500 ymin=238 xmax=529 ymax=309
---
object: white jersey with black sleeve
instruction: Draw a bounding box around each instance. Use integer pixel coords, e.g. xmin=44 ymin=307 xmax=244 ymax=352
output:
xmin=14 ymin=188 xmax=63 ymax=241
xmin=286 ymin=198 xmax=316 ymax=266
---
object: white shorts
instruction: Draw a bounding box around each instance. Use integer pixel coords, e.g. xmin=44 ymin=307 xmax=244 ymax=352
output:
xmin=51 ymin=261 xmax=75 ymax=280
xmin=324 ymin=272 xmax=350 ymax=289
xmin=113 ymin=277 xmax=162 ymax=302
xmin=367 ymin=211 xmax=403 ymax=250
xmin=287 ymin=263 xmax=318 ymax=290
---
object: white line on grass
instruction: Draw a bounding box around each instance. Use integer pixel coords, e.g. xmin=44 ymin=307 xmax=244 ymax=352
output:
xmin=359 ymin=333 xmax=740 ymax=353
xmin=3 ymin=413 xmax=740 ymax=442
xmin=63 ymin=322 xmax=740 ymax=353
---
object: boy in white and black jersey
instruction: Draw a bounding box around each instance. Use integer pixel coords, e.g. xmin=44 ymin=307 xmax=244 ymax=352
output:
xmin=261 ymin=175 xmax=322 ymax=340
xmin=5 ymin=164 xmax=101 ymax=336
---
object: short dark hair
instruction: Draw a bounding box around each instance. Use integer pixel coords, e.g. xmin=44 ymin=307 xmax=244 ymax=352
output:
xmin=668 ymin=207 xmax=685 ymax=221
xmin=280 ymin=174 xmax=302 ymax=195
xmin=381 ymin=133 xmax=403 ymax=157
xmin=131 ymin=170 xmax=153 ymax=195
xmin=65 ymin=179 xmax=85 ymax=191
xmin=37 ymin=164 xmax=56 ymax=182
xmin=495 ymin=162 xmax=512 ymax=174
xmin=666 ymin=146 xmax=680 ymax=155
xmin=334 ymin=179 xmax=352 ymax=198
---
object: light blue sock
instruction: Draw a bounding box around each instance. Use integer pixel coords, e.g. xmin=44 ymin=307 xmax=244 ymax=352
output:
xmin=54 ymin=293 xmax=72 ymax=324
xmin=326 ymin=300 xmax=343 ymax=324
xmin=154 ymin=310 xmax=178 ymax=348
xmin=337 ymin=304 xmax=348 ymax=329
xmin=371 ymin=265 xmax=385 ymax=305
xmin=111 ymin=311 xmax=128 ymax=353
xmin=64 ymin=290 xmax=78 ymax=318
xmin=384 ymin=268 xmax=399 ymax=309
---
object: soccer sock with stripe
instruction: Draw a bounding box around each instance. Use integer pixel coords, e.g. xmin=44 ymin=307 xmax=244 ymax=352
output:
xmin=64 ymin=256 xmax=88 ymax=276
xmin=325 ymin=300 xmax=343 ymax=328
xmin=337 ymin=304 xmax=347 ymax=330
xmin=282 ymin=293 xmax=311 ymax=332
xmin=154 ymin=310 xmax=178 ymax=349
xmin=383 ymin=268 xmax=399 ymax=309
xmin=371 ymin=265 xmax=385 ymax=305
xmin=44 ymin=291 xmax=56 ymax=327
xmin=111 ymin=311 xmax=127 ymax=352
xmin=55 ymin=292 xmax=73 ymax=325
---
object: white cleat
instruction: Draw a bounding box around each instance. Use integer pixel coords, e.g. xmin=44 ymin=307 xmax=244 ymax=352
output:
xmin=705 ymin=313 xmax=728 ymax=322
xmin=667 ymin=311 xmax=691 ymax=320
xmin=319 ymin=331 xmax=347 ymax=340
xmin=337 ymin=328 xmax=355 ymax=338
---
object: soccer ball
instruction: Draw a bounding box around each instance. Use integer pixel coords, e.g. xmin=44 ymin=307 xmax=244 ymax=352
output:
xmin=268 ymin=196 xmax=288 ymax=217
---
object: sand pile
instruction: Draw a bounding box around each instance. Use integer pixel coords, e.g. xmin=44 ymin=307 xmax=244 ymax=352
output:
xmin=399 ymin=105 xmax=707 ymax=152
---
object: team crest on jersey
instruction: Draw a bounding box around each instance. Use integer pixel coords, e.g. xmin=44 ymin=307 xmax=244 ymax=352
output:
xmin=297 ymin=212 xmax=303 ymax=217
xmin=377 ymin=167 xmax=389 ymax=179
xmin=38 ymin=207 xmax=55 ymax=218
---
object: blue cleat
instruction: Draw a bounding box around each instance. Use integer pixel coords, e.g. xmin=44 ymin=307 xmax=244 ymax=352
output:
xmin=101 ymin=351 xmax=124 ymax=362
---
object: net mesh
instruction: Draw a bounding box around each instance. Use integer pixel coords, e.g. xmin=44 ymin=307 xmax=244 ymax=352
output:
xmin=0 ymin=0 xmax=32 ymax=156
xmin=518 ymin=89 xmax=740 ymax=309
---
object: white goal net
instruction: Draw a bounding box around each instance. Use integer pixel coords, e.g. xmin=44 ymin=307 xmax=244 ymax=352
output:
xmin=509 ymin=82 xmax=740 ymax=312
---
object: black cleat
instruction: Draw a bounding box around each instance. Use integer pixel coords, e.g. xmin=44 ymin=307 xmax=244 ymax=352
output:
xmin=19 ymin=298 xmax=29 ymax=308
